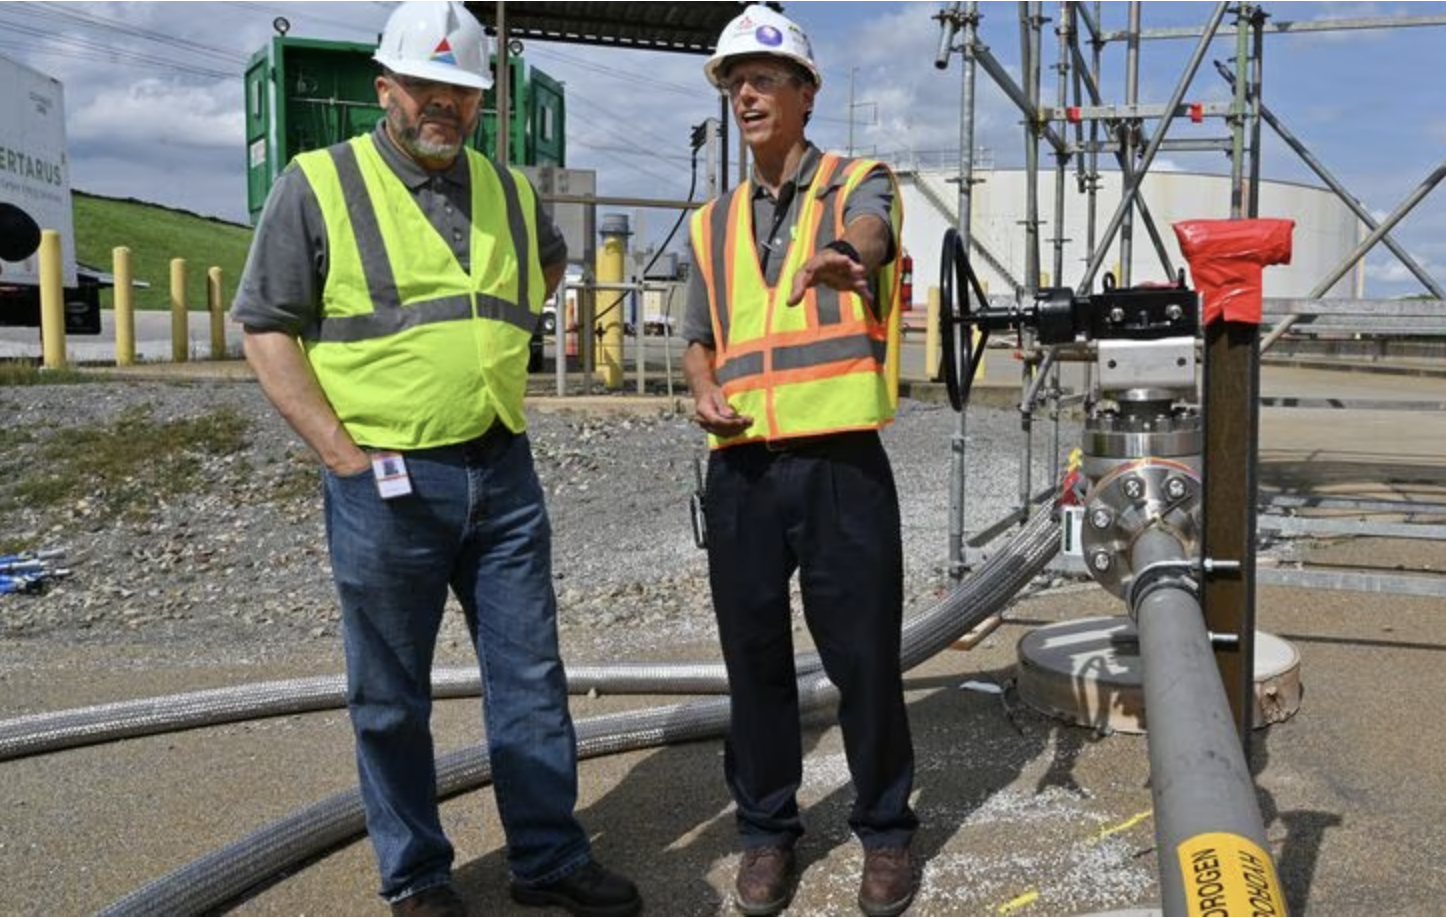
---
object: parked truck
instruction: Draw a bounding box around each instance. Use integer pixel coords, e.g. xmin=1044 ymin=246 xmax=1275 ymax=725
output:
xmin=0 ymin=52 xmax=103 ymax=335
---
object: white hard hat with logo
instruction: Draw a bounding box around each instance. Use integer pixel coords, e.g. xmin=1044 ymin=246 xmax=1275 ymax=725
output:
xmin=374 ymin=0 xmax=493 ymax=91
xmin=704 ymin=5 xmax=822 ymax=91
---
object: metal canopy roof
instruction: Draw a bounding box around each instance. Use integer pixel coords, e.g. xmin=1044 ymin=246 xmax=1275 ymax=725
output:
xmin=462 ymin=2 xmax=751 ymax=55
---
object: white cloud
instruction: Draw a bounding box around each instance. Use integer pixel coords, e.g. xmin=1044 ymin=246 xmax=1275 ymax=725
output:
xmin=68 ymin=77 xmax=243 ymax=150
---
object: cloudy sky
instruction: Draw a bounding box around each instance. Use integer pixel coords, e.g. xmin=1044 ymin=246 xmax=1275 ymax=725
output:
xmin=2 ymin=1 xmax=1444 ymax=297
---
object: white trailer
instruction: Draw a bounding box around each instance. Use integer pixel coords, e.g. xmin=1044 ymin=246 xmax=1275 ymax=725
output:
xmin=0 ymin=52 xmax=101 ymax=333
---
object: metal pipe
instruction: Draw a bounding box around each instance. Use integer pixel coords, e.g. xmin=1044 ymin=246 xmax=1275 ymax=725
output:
xmin=1119 ymin=2 xmax=1141 ymax=286
xmin=1065 ymin=22 xmax=1177 ymax=281
xmin=1247 ymin=8 xmax=1266 ymax=220
xmin=1214 ymin=61 xmax=1444 ymax=299
xmin=1017 ymin=1 xmax=1043 ymax=523
xmin=1260 ymin=156 xmax=1446 ymax=350
xmin=1052 ymin=3 xmax=1072 ymax=289
xmin=1228 ymin=6 xmax=1249 ymax=219
xmin=969 ymin=42 xmax=1069 ymax=155
xmin=947 ymin=0 xmax=983 ymax=583
xmin=1129 ymin=531 xmax=1285 ymax=917
xmin=1080 ymin=1 xmax=1229 ymax=292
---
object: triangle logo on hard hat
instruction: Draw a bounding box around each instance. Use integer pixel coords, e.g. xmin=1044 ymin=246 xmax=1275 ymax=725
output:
xmin=431 ymin=36 xmax=458 ymax=65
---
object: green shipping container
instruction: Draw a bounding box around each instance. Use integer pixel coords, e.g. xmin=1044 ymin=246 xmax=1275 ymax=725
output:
xmin=244 ymin=36 xmax=565 ymax=224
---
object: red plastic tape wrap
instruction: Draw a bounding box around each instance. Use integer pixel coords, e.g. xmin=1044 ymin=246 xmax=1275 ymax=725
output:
xmin=1173 ymin=219 xmax=1295 ymax=326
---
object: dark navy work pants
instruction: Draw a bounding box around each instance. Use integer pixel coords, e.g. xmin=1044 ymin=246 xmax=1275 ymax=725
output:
xmin=704 ymin=430 xmax=918 ymax=851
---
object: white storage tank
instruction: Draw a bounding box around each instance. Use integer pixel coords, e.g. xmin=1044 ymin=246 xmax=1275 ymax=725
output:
xmin=899 ymin=167 xmax=1363 ymax=304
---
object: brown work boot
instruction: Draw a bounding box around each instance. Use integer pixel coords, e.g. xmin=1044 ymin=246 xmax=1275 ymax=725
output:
xmin=389 ymin=883 xmax=469 ymax=917
xmin=858 ymin=847 xmax=916 ymax=917
xmin=734 ymin=845 xmax=797 ymax=916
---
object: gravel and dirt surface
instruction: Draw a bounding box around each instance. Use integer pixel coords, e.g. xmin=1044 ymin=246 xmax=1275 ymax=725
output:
xmin=1 ymin=367 xmax=1444 ymax=916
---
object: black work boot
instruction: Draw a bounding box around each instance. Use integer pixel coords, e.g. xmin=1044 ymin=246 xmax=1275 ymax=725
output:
xmin=509 ymin=859 xmax=642 ymax=916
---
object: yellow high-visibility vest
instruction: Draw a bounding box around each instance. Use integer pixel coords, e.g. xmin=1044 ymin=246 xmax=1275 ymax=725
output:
xmin=690 ymin=153 xmax=903 ymax=449
xmin=293 ymin=135 xmax=543 ymax=449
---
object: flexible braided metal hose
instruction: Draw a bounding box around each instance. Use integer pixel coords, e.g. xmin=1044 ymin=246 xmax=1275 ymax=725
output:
xmin=31 ymin=508 xmax=1064 ymax=918
xmin=4 ymin=510 xmax=1060 ymax=762
xmin=0 ymin=664 xmax=734 ymax=762
xmin=96 ymin=509 xmax=1060 ymax=916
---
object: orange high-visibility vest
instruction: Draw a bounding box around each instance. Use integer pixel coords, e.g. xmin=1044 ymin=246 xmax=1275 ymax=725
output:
xmin=690 ymin=153 xmax=903 ymax=449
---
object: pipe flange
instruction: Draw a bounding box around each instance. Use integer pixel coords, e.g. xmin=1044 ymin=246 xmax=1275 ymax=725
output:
xmin=1080 ymin=457 xmax=1202 ymax=598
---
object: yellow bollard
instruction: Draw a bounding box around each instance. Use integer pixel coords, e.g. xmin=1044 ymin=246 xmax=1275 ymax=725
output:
xmin=170 ymin=258 xmax=188 ymax=363
xmin=114 ymin=246 xmax=135 ymax=366
xmin=925 ymin=285 xmax=941 ymax=381
xmin=38 ymin=230 xmax=66 ymax=369
xmin=596 ymin=215 xmax=629 ymax=390
xmin=207 ymin=267 xmax=225 ymax=360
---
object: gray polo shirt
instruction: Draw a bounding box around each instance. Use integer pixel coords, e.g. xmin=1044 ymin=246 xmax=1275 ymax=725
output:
xmin=232 ymin=124 xmax=566 ymax=335
xmin=681 ymin=143 xmax=896 ymax=348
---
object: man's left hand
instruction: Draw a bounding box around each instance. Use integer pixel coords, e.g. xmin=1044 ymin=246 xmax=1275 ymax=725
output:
xmin=787 ymin=248 xmax=873 ymax=307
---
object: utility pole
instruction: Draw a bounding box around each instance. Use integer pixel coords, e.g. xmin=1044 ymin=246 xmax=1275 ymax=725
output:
xmin=847 ymin=66 xmax=878 ymax=158
xmin=848 ymin=66 xmax=856 ymax=156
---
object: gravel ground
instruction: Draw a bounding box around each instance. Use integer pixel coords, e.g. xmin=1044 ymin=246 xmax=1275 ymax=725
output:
xmin=5 ymin=374 xmax=1446 ymax=916
xmin=0 ymin=378 xmax=1077 ymax=670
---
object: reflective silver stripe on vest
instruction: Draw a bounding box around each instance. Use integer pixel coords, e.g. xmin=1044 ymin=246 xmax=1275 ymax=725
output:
xmin=716 ymin=351 xmax=763 ymax=384
xmin=707 ymin=169 xmax=849 ymax=330
xmin=305 ymin=142 xmax=537 ymax=344
xmin=772 ymin=334 xmax=887 ymax=372
xmin=718 ymin=334 xmax=885 ymax=384
xmin=812 ymin=182 xmax=844 ymax=325
xmin=494 ymin=162 xmax=533 ymax=322
xmin=707 ymin=197 xmax=733 ymax=345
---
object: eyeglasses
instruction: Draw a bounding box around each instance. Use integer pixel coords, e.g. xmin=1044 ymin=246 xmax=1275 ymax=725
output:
xmin=723 ymin=70 xmax=798 ymax=99
xmin=387 ymin=73 xmax=480 ymax=100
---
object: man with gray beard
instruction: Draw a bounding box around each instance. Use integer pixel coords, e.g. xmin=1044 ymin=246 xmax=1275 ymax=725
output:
xmin=232 ymin=3 xmax=639 ymax=915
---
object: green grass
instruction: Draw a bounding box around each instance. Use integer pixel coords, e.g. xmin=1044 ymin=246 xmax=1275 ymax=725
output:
xmin=0 ymin=360 xmax=89 ymax=386
xmin=72 ymin=191 xmax=254 ymax=313
xmin=0 ymin=403 xmax=250 ymax=523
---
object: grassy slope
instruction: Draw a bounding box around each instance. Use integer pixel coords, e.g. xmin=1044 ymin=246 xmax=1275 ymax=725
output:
xmin=71 ymin=191 xmax=254 ymax=312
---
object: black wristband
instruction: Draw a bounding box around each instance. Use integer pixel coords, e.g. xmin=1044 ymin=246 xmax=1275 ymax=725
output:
xmin=823 ymin=239 xmax=862 ymax=265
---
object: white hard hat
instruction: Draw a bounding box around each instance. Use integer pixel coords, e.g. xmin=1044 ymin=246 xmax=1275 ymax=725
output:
xmin=374 ymin=0 xmax=492 ymax=91
xmin=704 ymin=5 xmax=822 ymax=91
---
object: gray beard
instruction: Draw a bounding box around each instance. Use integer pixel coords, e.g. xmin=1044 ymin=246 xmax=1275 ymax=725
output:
xmin=387 ymin=101 xmax=469 ymax=164
xmin=398 ymin=129 xmax=463 ymax=162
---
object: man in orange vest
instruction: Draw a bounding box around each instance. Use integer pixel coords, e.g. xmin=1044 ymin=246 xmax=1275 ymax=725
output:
xmin=681 ymin=7 xmax=917 ymax=917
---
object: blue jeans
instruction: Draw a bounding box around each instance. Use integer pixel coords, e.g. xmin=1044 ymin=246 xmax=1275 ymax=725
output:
xmin=322 ymin=428 xmax=591 ymax=901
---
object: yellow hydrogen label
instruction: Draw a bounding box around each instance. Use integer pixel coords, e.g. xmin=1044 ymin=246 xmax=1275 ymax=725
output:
xmin=1178 ymin=832 xmax=1286 ymax=917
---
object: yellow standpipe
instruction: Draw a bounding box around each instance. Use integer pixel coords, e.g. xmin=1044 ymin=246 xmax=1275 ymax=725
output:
xmin=596 ymin=214 xmax=629 ymax=390
xmin=114 ymin=246 xmax=135 ymax=366
xmin=38 ymin=230 xmax=66 ymax=369
xmin=170 ymin=258 xmax=188 ymax=363
xmin=207 ymin=267 xmax=225 ymax=360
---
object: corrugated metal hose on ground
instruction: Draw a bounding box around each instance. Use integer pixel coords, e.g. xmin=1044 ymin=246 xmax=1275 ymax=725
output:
xmin=1 ymin=508 xmax=1060 ymax=916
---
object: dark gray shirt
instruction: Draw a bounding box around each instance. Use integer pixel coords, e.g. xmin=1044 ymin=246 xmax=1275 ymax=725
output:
xmin=232 ymin=124 xmax=566 ymax=335
xmin=682 ymin=144 xmax=896 ymax=348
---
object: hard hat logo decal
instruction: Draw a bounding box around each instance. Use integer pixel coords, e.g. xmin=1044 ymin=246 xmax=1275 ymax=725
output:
xmin=755 ymin=26 xmax=783 ymax=47
xmin=431 ymin=37 xmax=458 ymax=66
